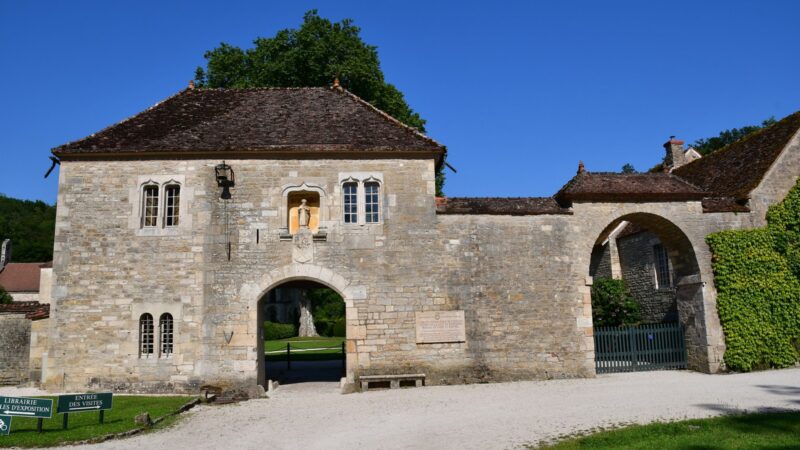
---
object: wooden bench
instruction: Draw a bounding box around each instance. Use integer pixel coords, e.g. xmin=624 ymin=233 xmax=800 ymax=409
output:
xmin=360 ymin=373 xmax=426 ymax=391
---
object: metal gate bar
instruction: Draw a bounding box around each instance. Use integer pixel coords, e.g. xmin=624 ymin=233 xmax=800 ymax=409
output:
xmin=594 ymin=323 xmax=687 ymax=374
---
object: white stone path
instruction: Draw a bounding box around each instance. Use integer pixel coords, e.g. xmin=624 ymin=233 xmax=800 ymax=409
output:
xmin=57 ymin=368 xmax=800 ymax=449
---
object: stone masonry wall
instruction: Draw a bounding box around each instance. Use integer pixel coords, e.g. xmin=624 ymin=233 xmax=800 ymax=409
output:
xmin=616 ymin=231 xmax=678 ymax=323
xmin=0 ymin=314 xmax=31 ymax=385
xmin=46 ymin=153 xmax=792 ymax=393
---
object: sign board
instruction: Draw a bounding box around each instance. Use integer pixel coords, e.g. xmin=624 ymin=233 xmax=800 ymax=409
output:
xmin=0 ymin=396 xmax=53 ymax=419
xmin=415 ymin=311 xmax=466 ymax=344
xmin=57 ymin=393 xmax=113 ymax=413
xmin=0 ymin=415 xmax=10 ymax=435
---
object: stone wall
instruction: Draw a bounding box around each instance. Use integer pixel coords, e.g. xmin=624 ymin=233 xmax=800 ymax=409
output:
xmin=45 ymin=152 xmax=794 ymax=393
xmin=0 ymin=314 xmax=31 ymax=385
xmin=29 ymin=318 xmax=49 ymax=384
xmin=616 ymin=231 xmax=678 ymax=323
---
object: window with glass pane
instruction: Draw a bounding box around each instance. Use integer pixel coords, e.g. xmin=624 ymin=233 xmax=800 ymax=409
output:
xmin=164 ymin=185 xmax=180 ymax=227
xmin=653 ymin=244 xmax=672 ymax=289
xmin=365 ymin=182 xmax=380 ymax=223
xmin=343 ymin=182 xmax=358 ymax=223
xmin=159 ymin=313 xmax=174 ymax=357
xmin=143 ymin=186 xmax=159 ymax=227
xmin=139 ymin=313 xmax=154 ymax=358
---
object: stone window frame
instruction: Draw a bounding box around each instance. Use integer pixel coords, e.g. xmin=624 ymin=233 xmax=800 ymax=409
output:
xmin=130 ymin=175 xmax=191 ymax=237
xmin=139 ymin=313 xmax=154 ymax=359
xmin=132 ymin=303 xmax=182 ymax=363
xmin=338 ymin=173 xmax=384 ymax=226
xmin=159 ymin=313 xmax=174 ymax=358
xmin=652 ymin=244 xmax=673 ymax=290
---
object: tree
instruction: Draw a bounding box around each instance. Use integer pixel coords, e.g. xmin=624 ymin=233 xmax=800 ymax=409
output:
xmin=590 ymin=278 xmax=640 ymax=327
xmin=0 ymin=195 xmax=56 ymax=262
xmin=195 ymin=10 xmax=447 ymax=195
xmin=621 ymin=163 xmax=636 ymax=174
xmin=691 ymin=117 xmax=776 ymax=155
xmin=0 ymin=286 xmax=12 ymax=304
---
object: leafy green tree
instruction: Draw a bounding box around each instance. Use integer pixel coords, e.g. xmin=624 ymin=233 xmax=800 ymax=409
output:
xmin=691 ymin=117 xmax=776 ymax=155
xmin=0 ymin=194 xmax=56 ymax=262
xmin=0 ymin=286 xmax=12 ymax=304
xmin=621 ymin=163 xmax=636 ymax=174
xmin=591 ymin=278 xmax=641 ymax=327
xmin=195 ymin=10 xmax=447 ymax=194
xmin=306 ymin=287 xmax=345 ymax=337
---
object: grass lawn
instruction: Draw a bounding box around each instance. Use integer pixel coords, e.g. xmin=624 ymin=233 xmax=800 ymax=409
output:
xmin=0 ymin=395 xmax=194 ymax=448
xmin=265 ymin=336 xmax=345 ymax=362
xmin=540 ymin=411 xmax=800 ymax=449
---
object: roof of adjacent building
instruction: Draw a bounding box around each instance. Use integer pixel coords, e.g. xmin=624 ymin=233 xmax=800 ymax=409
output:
xmin=436 ymin=197 xmax=572 ymax=215
xmin=0 ymin=301 xmax=50 ymax=320
xmin=52 ymin=87 xmax=445 ymax=161
xmin=555 ymin=172 xmax=707 ymax=203
xmin=0 ymin=262 xmax=50 ymax=293
xmin=673 ymin=111 xmax=800 ymax=199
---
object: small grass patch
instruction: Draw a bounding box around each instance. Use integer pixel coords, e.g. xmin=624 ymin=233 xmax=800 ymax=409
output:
xmin=265 ymin=336 xmax=345 ymax=361
xmin=539 ymin=411 xmax=800 ymax=449
xmin=0 ymin=395 xmax=194 ymax=448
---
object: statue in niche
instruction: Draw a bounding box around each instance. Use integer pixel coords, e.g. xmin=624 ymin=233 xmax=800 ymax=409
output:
xmin=298 ymin=198 xmax=310 ymax=228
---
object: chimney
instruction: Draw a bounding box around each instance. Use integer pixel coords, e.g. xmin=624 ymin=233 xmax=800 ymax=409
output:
xmin=188 ymin=80 xmax=195 ymax=90
xmin=664 ymin=136 xmax=687 ymax=170
xmin=0 ymin=239 xmax=11 ymax=272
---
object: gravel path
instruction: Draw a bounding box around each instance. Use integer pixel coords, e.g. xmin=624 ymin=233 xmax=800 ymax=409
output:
xmin=61 ymin=368 xmax=800 ymax=450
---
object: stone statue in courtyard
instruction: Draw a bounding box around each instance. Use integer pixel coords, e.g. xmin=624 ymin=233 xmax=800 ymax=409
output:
xmin=298 ymin=199 xmax=310 ymax=228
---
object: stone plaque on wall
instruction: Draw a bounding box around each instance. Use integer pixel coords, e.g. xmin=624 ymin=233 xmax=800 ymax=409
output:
xmin=415 ymin=311 xmax=466 ymax=344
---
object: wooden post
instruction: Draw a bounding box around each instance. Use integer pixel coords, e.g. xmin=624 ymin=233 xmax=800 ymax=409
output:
xmin=286 ymin=343 xmax=291 ymax=371
xmin=99 ymin=410 xmax=105 ymax=424
xmin=37 ymin=418 xmax=43 ymax=433
xmin=63 ymin=413 xmax=69 ymax=430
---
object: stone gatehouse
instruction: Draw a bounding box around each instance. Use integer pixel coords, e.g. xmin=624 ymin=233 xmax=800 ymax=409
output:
xmin=41 ymin=84 xmax=800 ymax=393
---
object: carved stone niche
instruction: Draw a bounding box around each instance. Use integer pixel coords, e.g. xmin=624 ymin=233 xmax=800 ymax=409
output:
xmin=279 ymin=183 xmax=327 ymax=241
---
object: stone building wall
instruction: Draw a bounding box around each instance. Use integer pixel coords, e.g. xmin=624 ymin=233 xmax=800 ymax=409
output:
xmin=748 ymin=130 xmax=800 ymax=226
xmin=0 ymin=314 xmax=31 ymax=385
xmin=29 ymin=318 xmax=49 ymax=384
xmin=589 ymin=243 xmax=613 ymax=279
xmin=45 ymin=153 xmax=790 ymax=393
xmin=616 ymin=231 xmax=678 ymax=323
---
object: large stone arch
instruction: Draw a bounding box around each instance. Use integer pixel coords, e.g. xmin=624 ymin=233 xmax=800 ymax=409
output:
xmin=241 ymin=264 xmax=366 ymax=387
xmin=582 ymin=211 xmax=725 ymax=373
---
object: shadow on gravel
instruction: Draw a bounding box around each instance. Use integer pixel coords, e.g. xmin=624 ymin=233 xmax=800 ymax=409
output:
xmin=757 ymin=384 xmax=800 ymax=404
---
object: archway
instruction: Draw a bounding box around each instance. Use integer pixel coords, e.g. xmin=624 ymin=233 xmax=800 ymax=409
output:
xmin=587 ymin=212 xmax=713 ymax=372
xmin=257 ymin=279 xmax=348 ymax=387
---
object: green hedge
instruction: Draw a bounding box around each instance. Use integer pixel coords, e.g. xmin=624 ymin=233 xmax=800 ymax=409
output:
xmin=591 ymin=278 xmax=641 ymax=327
xmin=707 ymin=180 xmax=800 ymax=371
xmin=263 ymin=321 xmax=296 ymax=340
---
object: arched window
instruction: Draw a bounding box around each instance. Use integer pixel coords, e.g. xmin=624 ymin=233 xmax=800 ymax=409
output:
xmin=164 ymin=185 xmax=180 ymax=227
xmin=364 ymin=181 xmax=380 ymax=223
xmin=142 ymin=185 xmax=159 ymax=227
xmin=343 ymin=182 xmax=358 ymax=223
xmin=139 ymin=313 xmax=154 ymax=358
xmin=159 ymin=313 xmax=174 ymax=357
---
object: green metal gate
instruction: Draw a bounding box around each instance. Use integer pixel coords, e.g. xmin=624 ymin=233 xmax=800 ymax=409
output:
xmin=594 ymin=323 xmax=687 ymax=374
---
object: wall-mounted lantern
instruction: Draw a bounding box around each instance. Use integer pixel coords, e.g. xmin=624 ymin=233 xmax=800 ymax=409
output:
xmin=215 ymin=162 xmax=235 ymax=199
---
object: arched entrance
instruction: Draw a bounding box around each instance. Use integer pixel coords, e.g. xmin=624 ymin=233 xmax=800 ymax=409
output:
xmin=247 ymin=264 xmax=360 ymax=389
xmin=258 ymin=280 xmax=346 ymax=386
xmin=587 ymin=212 xmax=718 ymax=372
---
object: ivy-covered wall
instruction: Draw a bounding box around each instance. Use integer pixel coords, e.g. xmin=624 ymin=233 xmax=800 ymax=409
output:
xmin=707 ymin=179 xmax=800 ymax=371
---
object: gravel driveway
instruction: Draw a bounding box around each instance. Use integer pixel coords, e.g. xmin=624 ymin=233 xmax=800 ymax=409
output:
xmin=66 ymin=368 xmax=799 ymax=450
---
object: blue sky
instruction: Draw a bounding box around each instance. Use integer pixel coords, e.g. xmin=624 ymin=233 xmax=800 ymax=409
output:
xmin=2 ymin=1 xmax=799 ymax=203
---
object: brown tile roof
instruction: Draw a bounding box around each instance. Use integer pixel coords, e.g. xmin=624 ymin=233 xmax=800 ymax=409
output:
xmin=555 ymin=172 xmax=707 ymax=204
xmin=0 ymin=262 xmax=49 ymax=292
xmin=436 ymin=197 xmax=571 ymax=215
xmin=673 ymin=111 xmax=800 ymax=199
xmin=0 ymin=301 xmax=50 ymax=320
xmin=52 ymin=87 xmax=445 ymax=162
xmin=701 ymin=197 xmax=750 ymax=213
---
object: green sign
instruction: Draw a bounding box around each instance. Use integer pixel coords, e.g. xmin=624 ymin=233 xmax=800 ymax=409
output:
xmin=57 ymin=393 xmax=113 ymax=413
xmin=0 ymin=396 xmax=53 ymax=419
xmin=0 ymin=415 xmax=10 ymax=435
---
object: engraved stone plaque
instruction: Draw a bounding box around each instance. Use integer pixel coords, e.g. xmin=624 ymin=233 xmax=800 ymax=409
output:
xmin=415 ymin=310 xmax=466 ymax=344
